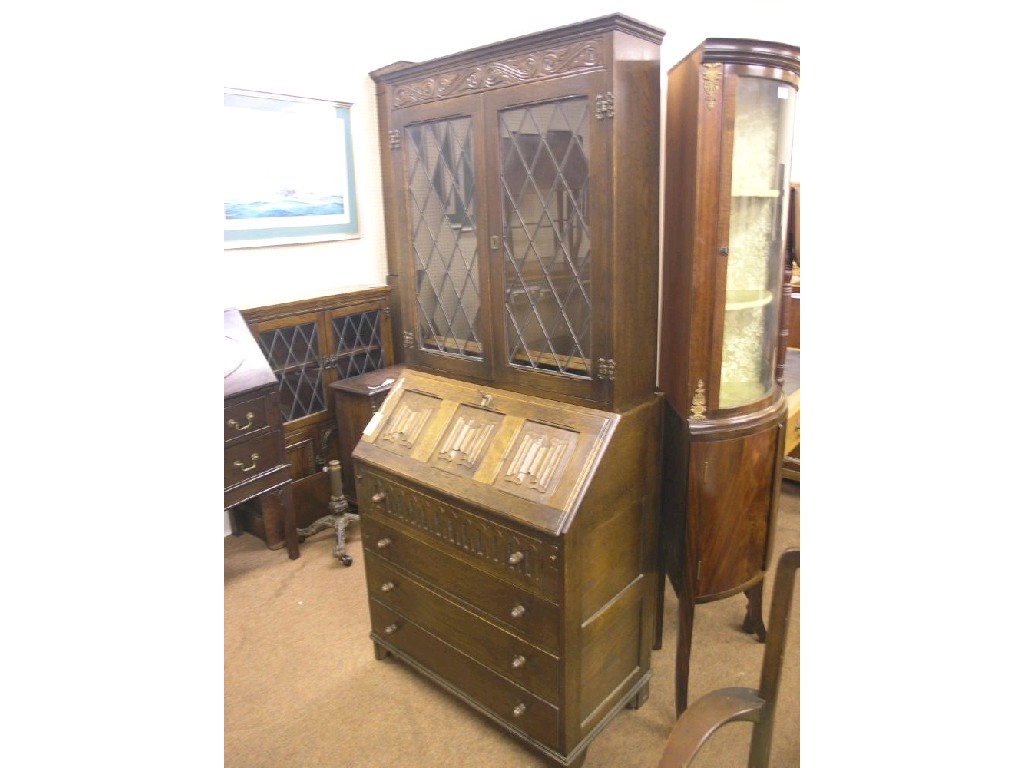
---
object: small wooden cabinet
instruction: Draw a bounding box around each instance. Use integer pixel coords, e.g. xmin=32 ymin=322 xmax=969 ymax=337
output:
xmin=657 ymin=38 xmax=800 ymax=715
xmin=224 ymin=309 xmax=298 ymax=559
xmin=329 ymin=364 xmax=403 ymax=508
xmin=239 ymin=288 xmax=393 ymax=547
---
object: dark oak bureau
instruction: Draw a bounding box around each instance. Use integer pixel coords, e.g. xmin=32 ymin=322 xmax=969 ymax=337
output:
xmin=353 ymin=371 xmax=662 ymax=767
xmin=224 ymin=309 xmax=298 ymax=559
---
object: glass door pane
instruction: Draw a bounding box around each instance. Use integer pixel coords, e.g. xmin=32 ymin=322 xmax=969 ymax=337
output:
xmin=499 ymin=97 xmax=592 ymax=378
xmin=719 ymin=78 xmax=797 ymax=409
xmin=404 ymin=117 xmax=483 ymax=359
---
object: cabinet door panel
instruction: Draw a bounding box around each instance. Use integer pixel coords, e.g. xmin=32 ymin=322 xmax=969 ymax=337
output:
xmin=393 ymin=104 xmax=496 ymax=383
xmin=485 ymin=74 xmax=612 ymax=406
xmin=690 ymin=425 xmax=778 ymax=599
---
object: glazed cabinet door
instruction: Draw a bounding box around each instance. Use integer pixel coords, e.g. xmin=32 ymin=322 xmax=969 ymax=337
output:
xmin=484 ymin=74 xmax=612 ymax=407
xmin=711 ymin=72 xmax=798 ymax=413
xmin=388 ymin=101 xmax=497 ymax=384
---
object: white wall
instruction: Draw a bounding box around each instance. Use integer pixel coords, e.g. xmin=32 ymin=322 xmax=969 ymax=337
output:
xmin=221 ymin=1 xmax=806 ymax=311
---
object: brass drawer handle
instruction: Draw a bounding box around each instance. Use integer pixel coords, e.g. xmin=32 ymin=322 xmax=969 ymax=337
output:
xmin=376 ymin=537 xmax=392 ymax=549
xmin=512 ymin=703 xmax=526 ymax=718
xmin=510 ymin=604 xmax=526 ymax=619
xmin=372 ymin=491 xmax=387 ymax=504
xmin=508 ymin=551 xmax=524 ymax=565
xmin=511 ymin=655 xmax=526 ymax=669
xmin=384 ymin=623 xmax=398 ymax=635
xmin=227 ymin=412 xmax=254 ymax=431
xmin=233 ymin=453 xmax=259 ymax=473
xmin=380 ymin=581 xmax=395 ymax=592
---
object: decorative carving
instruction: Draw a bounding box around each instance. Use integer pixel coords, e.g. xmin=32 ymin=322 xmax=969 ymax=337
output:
xmin=690 ymin=379 xmax=708 ymax=420
xmin=436 ymin=414 xmax=495 ymax=467
xmin=392 ymin=40 xmax=602 ymax=108
xmin=504 ymin=432 xmax=570 ymax=493
xmin=701 ymin=63 xmax=722 ymax=110
xmin=368 ymin=476 xmax=555 ymax=590
xmin=381 ymin=402 xmax=431 ymax=447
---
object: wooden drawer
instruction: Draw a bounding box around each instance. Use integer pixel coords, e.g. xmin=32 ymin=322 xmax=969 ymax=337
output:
xmin=365 ymin=552 xmax=560 ymax=702
xmin=224 ymin=430 xmax=285 ymax=490
xmin=224 ymin=394 xmax=274 ymax=445
xmin=355 ymin=467 xmax=562 ymax=600
xmin=361 ymin=514 xmax=560 ymax=653
xmin=369 ymin=600 xmax=560 ymax=750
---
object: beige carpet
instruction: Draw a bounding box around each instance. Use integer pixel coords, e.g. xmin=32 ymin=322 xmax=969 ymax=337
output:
xmin=225 ymin=481 xmax=799 ymax=767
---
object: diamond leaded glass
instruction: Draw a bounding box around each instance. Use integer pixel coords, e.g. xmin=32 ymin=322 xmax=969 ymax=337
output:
xmin=331 ymin=310 xmax=385 ymax=379
xmin=256 ymin=322 xmax=324 ymax=422
xmin=405 ymin=118 xmax=481 ymax=359
xmin=499 ymin=97 xmax=591 ymax=377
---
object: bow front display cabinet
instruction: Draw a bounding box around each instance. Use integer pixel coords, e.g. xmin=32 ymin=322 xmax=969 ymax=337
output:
xmin=365 ymin=14 xmax=665 ymax=767
xmin=656 ymin=38 xmax=800 ymax=717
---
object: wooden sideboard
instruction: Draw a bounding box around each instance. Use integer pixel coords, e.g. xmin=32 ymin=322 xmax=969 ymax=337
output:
xmin=224 ymin=309 xmax=298 ymax=559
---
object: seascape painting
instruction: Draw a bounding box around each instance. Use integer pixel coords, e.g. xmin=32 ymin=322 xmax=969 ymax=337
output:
xmin=224 ymin=90 xmax=358 ymax=247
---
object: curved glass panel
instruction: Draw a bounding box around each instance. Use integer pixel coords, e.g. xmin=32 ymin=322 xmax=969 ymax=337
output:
xmin=719 ymin=78 xmax=797 ymax=409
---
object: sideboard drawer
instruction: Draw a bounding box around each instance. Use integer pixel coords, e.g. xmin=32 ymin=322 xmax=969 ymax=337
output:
xmin=369 ymin=600 xmax=560 ymax=750
xmin=361 ymin=514 xmax=560 ymax=653
xmin=224 ymin=394 xmax=274 ymax=445
xmin=365 ymin=552 xmax=559 ymax=702
xmin=224 ymin=431 xmax=286 ymax=490
xmin=355 ymin=467 xmax=562 ymax=600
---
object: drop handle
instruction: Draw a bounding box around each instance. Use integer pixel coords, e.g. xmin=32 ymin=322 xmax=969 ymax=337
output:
xmin=380 ymin=581 xmax=395 ymax=592
xmin=227 ymin=412 xmax=254 ymax=431
xmin=511 ymin=655 xmax=526 ymax=669
xmin=233 ymin=453 xmax=259 ymax=473
xmin=508 ymin=551 xmax=524 ymax=565
xmin=376 ymin=538 xmax=392 ymax=549
xmin=512 ymin=703 xmax=527 ymax=718
xmin=372 ymin=491 xmax=387 ymax=504
xmin=384 ymin=623 xmax=398 ymax=635
xmin=510 ymin=604 xmax=526 ymax=619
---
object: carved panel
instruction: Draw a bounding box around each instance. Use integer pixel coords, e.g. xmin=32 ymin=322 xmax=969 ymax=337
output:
xmin=430 ymin=405 xmax=504 ymax=480
xmin=496 ymin=422 xmax=578 ymax=502
xmin=377 ymin=390 xmax=442 ymax=457
xmin=392 ymin=40 xmax=603 ymax=108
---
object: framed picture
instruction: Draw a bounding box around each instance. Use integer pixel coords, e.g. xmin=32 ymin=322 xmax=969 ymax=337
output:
xmin=224 ymin=89 xmax=359 ymax=248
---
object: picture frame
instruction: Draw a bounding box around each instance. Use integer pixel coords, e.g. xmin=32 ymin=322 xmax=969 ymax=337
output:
xmin=224 ymin=88 xmax=359 ymax=248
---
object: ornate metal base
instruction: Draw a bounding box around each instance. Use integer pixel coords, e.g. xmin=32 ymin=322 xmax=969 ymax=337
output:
xmin=296 ymin=498 xmax=358 ymax=566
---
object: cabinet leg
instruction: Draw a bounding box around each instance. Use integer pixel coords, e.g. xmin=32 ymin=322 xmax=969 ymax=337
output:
xmin=653 ymin=572 xmax=665 ymax=651
xmin=675 ymin=593 xmax=695 ymax=718
xmin=743 ymin=582 xmax=767 ymax=642
xmin=626 ymin=681 xmax=650 ymax=710
xmin=373 ymin=641 xmax=390 ymax=660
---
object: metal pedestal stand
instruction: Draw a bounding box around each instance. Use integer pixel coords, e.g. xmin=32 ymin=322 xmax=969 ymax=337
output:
xmin=296 ymin=459 xmax=358 ymax=566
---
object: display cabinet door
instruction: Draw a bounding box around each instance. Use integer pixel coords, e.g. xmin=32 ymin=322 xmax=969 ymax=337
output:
xmin=391 ymin=102 xmax=496 ymax=383
xmin=714 ymin=75 xmax=798 ymax=411
xmin=484 ymin=75 xmax=612 ymax=406
xmin=325 ymin=300 xmax=393 ymax=383
xmin=249 ymin=310 xmax=330 ymax=432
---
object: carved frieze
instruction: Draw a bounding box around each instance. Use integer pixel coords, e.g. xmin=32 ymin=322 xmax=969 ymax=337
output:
xmin=392 ymin=40 xmax=603 ymax=108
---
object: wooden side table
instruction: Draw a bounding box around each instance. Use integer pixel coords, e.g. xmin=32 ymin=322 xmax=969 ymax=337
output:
xmin=329 ymin=365 xmax=403 ymax=510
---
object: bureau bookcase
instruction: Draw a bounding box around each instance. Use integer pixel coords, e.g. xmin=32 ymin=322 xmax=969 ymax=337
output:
xmin=362 ymin=14 xmax=665 ymax=767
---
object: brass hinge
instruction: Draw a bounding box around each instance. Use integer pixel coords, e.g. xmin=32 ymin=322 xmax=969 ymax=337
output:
xmin=702 ymin=63 xmax=723 ymax=110
xmin=595 ymin=92 xmax=614 ymax=120
xmin=597 ymin=358 xmax=616 ymax=380
xmin=388 ymin=130 xmax=401 ymax=150
xmin=383 ymin=306 xmax=391 ymax=318
xmin=402 ymin=330 xmax=415 ymax=348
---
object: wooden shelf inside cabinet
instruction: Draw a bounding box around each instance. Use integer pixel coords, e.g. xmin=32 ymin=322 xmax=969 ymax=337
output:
xmin=238 ymin=287 xmax=394 ymax=547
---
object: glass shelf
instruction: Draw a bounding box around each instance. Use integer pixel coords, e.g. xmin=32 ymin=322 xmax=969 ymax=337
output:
xmin=725 ymin=289 xmax=772 ymax=311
